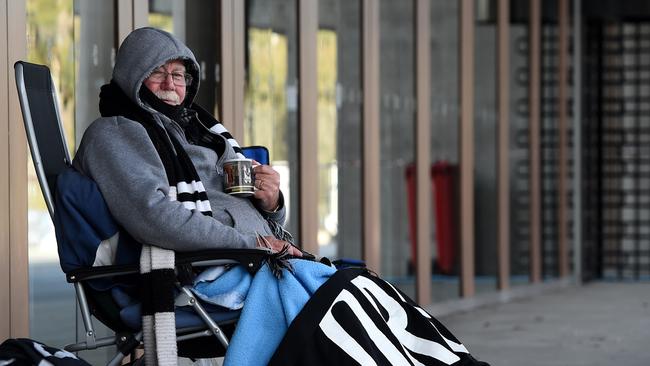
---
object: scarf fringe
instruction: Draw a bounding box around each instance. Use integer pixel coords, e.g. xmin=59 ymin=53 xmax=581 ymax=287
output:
xmin=266 ymin=244 xmax=294 ymax=279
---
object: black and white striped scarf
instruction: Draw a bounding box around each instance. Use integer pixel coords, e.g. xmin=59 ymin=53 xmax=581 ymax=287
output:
xmin=99 ymin=82 xmax=248 ymax=365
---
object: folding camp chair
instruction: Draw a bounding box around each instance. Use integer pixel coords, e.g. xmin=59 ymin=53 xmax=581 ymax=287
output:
xmin=14 ymin=61 xmax=271 ymax=365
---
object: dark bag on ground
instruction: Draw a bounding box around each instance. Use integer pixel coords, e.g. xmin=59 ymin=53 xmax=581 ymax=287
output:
xmin=0 ymin=338 xmax=91 ymax=366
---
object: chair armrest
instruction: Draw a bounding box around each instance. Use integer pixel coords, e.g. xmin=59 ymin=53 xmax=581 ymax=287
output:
xmin=66 ymin=248 xmax=271 ymax=283
xmin=66 ymin=264 xmax=140 ymax=283
xmin=176 ymin=248 xmax=271 ymax=275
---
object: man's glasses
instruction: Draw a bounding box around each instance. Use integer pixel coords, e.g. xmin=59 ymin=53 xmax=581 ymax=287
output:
xmin=148 ymin=70 xmax=193 ymax=86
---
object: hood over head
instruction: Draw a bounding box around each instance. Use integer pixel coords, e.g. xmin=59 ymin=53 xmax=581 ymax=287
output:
xmin=112 ymin=27 xmax=200 ymax=109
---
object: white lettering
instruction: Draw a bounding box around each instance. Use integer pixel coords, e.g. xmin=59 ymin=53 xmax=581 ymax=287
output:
xmin=383 ymin=280 xmax=469 ymax=354
xmin=351 ymin=276 xmax=464 ymax=365
xmin=319 ymin=290 xmax=412 ymax=366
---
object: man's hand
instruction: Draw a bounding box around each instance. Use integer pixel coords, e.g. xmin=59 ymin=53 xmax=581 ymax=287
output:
xmin=257 ymin=236 xmax=303 ymax=257
xmin=252 ymin=161 xmax=281 ymax=211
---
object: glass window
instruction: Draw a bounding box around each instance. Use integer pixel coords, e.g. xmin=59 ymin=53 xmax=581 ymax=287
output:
xmin=26 ymin=2 xmax=75 ymax=349
xmin=509 ymin=4 xmax=531 ymax=286
xmin=541 ymin=5 xmax=560 ymax=280
xmin=148 ymin=0 xmax=220 ymax=115
xmin=317 ymin=0 xmax=363 ymax=260
xmin=244 ymin=0 xmax=300 ymax=241
xmin=474 ymin=0 xmax=499 ymax=294
xmin=379 ymin=0 xmax=417 ymax=299
xmin=148 ymin=0 xmax=174 ymax=33
xmin=430 ymin=0 xmax=461 ymax=302
xmin=27 ymin=0 xmax=117 ymax=363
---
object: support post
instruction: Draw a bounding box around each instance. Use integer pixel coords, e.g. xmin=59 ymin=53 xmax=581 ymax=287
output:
xmin=459 ymin=0 xmax=475 ymax=297
xmin=415 ymin=0 xmax=431 ymax=305
xmin=362 ymin=0 xmax=381 ymax=274
xmin=298 ymin=0 xmax=319 ymax=255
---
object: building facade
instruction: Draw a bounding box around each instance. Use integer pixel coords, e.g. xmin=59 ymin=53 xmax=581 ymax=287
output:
xmin=9 ymin=0 xmax=644 ymax=363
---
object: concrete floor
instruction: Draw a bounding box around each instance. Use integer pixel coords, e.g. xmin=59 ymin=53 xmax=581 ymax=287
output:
xmin=439 ymin=282 xmax=650 ymax=366
xmin=28 ymin=260 xmax=650 ymax=365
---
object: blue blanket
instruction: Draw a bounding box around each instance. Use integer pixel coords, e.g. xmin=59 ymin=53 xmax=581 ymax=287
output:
xmin=191 ymin=259 xmax=336 ymax=366
xmin=192 ymin=265 xmax=252 ymax=310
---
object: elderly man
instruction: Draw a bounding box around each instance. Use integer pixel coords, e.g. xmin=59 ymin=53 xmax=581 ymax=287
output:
xmin=74 ymin=27 xmax=301 ymax=256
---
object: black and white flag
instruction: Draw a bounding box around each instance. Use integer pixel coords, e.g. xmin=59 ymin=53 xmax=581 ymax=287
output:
xmin=270 ymin=268 xmax=489 ymax=366
xmin=0 ymin=338 xmax=91 ymax=366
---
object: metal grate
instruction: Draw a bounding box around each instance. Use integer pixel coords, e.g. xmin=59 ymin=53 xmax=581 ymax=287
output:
xmin=584 ymin=21 xmax=650 ymax=281
xmin=541 ymin=23 xmax=562 ymax=279
xmin=511 ymin=23 xmax=575 ymax=280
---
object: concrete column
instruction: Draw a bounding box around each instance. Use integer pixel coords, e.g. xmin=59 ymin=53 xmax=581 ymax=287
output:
xmin=362 ymin=0 xmax=381 ymax=273
xmin=0 ymin=0 xmax=28 ymax=338
xmin=298 ymin=0 xmax=319 ymax=255
xmin=415 ymin=0 xmax=431 ymax=305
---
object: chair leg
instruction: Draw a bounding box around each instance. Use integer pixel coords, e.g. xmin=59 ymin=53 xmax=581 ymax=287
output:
xmin=107 ymin=352 xmax=127 ymax=366
xmin=109 ymin=331 xmax=142 ymax=366
xmin=73 ymin=282 xmax=98 ymax=349
xmin=111 ymin=341 xmax=144 ymax=366
xmin=175 ymin=285 xmax=230 ymax=348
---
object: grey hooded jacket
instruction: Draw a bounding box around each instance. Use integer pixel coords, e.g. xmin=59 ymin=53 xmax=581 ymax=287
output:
xmin=73 ymin=27 xmax=285 ymax=251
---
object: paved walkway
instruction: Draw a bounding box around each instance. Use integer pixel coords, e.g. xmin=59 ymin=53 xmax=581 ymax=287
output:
xmin=439 ymin=282 xmax=650 ymax=366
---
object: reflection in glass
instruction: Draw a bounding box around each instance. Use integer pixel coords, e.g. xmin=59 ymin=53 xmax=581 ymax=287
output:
xmin=244 ymin=0 xmax=300 ymax=241
xmin=149 ymin=0 xmax=220 ymax=114
xmin=379 ymin=0 xmax=416 ymax=299
xmin=474 ymin=4 xmax=498 ymax=295
xmin=541 ymin=15 xmax=560 ymax=280
xmin=149 ymin=0 xmax=174 ymax=33
xmin=509 ymin=13 xmax=532 ymax=286
xmin=27 ymin=0 xmax=76 ymax=349
xmin=317 ymin=0 xmax=363 ymax=260
xmin=27 ymin=1 xmax=116 ymax=363
xmin=430 ymin=0 xmax=461 ymax=302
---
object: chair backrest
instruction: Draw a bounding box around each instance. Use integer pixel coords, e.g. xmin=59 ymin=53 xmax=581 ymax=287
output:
xmin=241 ymin=145 xmax=269 ymax=165
xmin=14 ymin=61 xmax=71 ymax=220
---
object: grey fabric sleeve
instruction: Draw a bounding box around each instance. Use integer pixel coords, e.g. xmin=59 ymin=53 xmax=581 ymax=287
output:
xmin=258 ymin=191 xmax=286 ymax=224
xmin=73 ymin=117 xmax=259 ymax=251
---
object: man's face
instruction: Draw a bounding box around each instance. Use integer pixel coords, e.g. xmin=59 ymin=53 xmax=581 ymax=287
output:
xmin=143 ymin=60 xmax=187 ymax=106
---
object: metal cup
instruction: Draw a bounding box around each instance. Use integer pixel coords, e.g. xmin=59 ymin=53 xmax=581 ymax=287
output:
xmin=222 ymin=158 xmax=255 ymax=196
